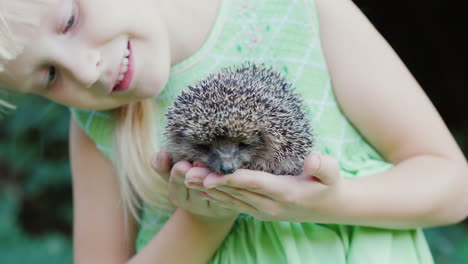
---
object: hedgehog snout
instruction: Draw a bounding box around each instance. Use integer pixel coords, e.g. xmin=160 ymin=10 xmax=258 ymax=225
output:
xmin=210 ymin=151 xmax=240 ymax=175
xmin=208 ymin=144 xmax=249 ymax=175
xmin=211 ymin=157 xmax=240 ymax=175
xmin=219 ymin=163 xmax=237 ymax=175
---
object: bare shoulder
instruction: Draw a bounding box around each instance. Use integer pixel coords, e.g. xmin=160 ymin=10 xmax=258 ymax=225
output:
xmin=70 ymin=117 xmax=136 ymax=263
xmin=313 ymin=0 xmax=465 ymax=163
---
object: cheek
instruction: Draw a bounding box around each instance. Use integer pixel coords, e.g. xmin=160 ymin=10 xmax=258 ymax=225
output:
xmin=206 ymin=152 xmax=226 ymax=170
xmin=237 ymin=149 xmax=253 ymax=163
xmin=42 ymin=87 xmax=80 ymax=107
xmin=44 ymin=89 xmax=119 ymax=110
xmin=81 ymin=0 xmax=161 ymax=40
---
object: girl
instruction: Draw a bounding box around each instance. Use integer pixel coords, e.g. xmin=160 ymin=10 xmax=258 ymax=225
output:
xmin=1 ymin=0 xmax=468 ymax=263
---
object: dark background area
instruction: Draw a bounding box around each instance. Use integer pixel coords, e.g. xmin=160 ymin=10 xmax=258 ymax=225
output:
xmin=1 ymin=1 xmax=467 ymax=263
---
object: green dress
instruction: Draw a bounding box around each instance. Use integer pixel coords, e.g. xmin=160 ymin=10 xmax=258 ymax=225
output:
xmin=71 ymin=0 xmax=434 ymax=263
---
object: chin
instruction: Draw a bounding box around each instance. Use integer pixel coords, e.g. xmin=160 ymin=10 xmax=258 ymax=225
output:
xmin=141 ymin=84 xmax=163 ymax=98
xmin=144 ymin=75 xmax=169 ymax=98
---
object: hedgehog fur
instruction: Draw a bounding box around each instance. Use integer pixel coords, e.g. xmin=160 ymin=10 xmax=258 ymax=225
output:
xmin=164 ymin=63 xmax=314 ymax=176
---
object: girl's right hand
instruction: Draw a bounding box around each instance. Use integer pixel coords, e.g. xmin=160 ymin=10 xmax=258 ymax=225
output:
xmin=152 ymin=151 xmax=239 ymax=221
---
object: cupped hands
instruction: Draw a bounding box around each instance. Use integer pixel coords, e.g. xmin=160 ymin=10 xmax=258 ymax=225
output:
xmin=153 ymin=151 xmax=346 ymax=222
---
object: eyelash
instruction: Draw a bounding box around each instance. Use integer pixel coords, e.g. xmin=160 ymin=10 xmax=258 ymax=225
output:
xmin=47 ymin=1 xmax=78 ymax=88
xmin=64 ymin=13 xmax=76 ymax=33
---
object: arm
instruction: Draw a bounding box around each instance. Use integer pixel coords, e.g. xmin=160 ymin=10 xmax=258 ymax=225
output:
xmin=70 ymin=118 xmax=234 ymax=264
xmin=315 ymin=0 xmax=468 ymax=227
xmin=183 ymin=0 xmax=468 ymax=230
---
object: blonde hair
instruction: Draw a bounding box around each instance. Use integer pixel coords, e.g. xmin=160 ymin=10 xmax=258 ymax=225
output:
xmin=0 ymin=0 xmax=43 ymax=111
xmin=0 ymin=0 xmax=45 ymax=70
xmin=115 ymin=100 xmax=172 ymax=219
xmin=0 ymin=2 xmax=172 ymax=219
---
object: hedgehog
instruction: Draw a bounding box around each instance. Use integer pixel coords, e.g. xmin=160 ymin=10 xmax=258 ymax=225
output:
xmin=164 ymin=63 xmax=314 ymax=176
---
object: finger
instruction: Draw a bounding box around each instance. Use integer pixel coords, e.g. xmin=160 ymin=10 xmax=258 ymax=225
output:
xmin=170 ymin=160 xmax=193 ymax=184
xmin=185 ymin=167 xmax=213 ymax=184
xmin=171 ymin=184 xmax=207 ymax=209
xmin=203 ymin=188 xmax=258 ymax=214
xmin=199 ymin=194 xmax=230 ymax=209
xmin=186 ymin=183 xmax=233 ymax=211
xmin=182 ymin=182 xmax=225 ymax=212
xmin=151 ymin=150 xmax=173 ymax=180
xmin=214 ymin=185 xmax=275 ymax=209
xmin=185 ymin=182 xmax=208 ymax=192
xmin=303 ymin=154 xmax=341 ymax=186
xmin=168 ymin=176 xmax=189 ymax=207
xmin=188 ymin=188 xmax=209 ymax=208
xmin=296 ymin=172 xmax=323 ymax=183
xmin=168 ymin=161 xmax=192 ymax=207
xmin=203 ymin=169 xmax=297 ymax=200
xmin=193 ymin=161 xmax=208 ymax=168
xmin=170 ymin=178 xmax=207 ymax=209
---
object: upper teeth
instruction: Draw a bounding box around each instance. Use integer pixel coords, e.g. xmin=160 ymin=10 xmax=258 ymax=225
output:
xmin=115 ymin=48 xmax=131 ymax=86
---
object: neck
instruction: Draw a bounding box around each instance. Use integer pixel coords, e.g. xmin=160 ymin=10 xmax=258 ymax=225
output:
xmin=160 ymin=0 xmax=222 ymax=66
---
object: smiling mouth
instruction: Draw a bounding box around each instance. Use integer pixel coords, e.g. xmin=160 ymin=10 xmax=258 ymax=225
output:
xmin=112 ymin=41 xmax=134 ymax=93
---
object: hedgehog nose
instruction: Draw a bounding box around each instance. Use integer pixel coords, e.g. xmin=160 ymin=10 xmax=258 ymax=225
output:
xmin=220 ymin=165 xmax=236 ymax=175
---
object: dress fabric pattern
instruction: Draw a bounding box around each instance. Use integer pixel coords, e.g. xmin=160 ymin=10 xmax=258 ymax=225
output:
xmin=70 ymin=0 xmax=434 ymax=263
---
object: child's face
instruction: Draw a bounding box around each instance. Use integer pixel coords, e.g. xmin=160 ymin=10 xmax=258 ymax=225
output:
xmin=1 ymin=0 xmax=171 ymax=110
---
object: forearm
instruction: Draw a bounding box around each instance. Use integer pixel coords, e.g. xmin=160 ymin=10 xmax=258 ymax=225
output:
xmin=128 ymin=208 xmax=235 ymax=264
xmin=332 ymin=155 xmax=468 ymax=229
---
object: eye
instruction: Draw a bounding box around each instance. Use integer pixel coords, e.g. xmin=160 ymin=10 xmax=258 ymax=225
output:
xmin=63 ymin=1 xmax=78 ymax=33
xmin=64 ymin=14 xmax=75 ymax=32
xmin=47 ymin=66 xmax=57 ymax=87
xmin=195 ymin=144 xmax=210 ymax=152
xmin=238 ymin=142 xmax=250 ymax=149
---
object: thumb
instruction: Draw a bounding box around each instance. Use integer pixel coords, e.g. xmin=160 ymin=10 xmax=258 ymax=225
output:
xmin=151 ymin=150 xmax=172 ymax=180
xmin=302 ymin=154 xmax=341 ymax=186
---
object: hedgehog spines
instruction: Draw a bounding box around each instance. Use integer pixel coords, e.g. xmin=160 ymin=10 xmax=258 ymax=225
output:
xmin=165 ymin=63 xmax=314 ymax=175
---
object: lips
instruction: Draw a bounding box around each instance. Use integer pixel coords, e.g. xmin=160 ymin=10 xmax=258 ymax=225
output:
xmin=111 ymin=41 xmax=134 ymax=93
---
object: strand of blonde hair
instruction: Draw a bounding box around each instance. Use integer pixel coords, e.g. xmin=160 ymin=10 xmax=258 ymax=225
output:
xmin=114 ymin=99 xmax=172 ymax=221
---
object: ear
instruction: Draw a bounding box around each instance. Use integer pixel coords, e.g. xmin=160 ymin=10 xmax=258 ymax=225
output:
xmin=254 ymin=129 xmax=277 ymax=155
xmin=165 ymin=131 xmax=189 ymax=163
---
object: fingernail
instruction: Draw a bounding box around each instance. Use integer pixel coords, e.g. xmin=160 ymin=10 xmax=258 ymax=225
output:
xmin=204 ymin=173 xmax=221 ymax=189
xmin=186 ymin=177 xmax=202 ymax=183
xmin=200 ymin=192 xmax=210 ymax=199
xmin=186 ymin=181 xmax=205 ymax=191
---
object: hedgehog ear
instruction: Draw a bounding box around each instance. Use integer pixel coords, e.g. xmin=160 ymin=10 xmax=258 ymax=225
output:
xmin=172 ymin=131 xmax=188 ymax=142
xmin=258 ymin=129 xmax=274 ymax=148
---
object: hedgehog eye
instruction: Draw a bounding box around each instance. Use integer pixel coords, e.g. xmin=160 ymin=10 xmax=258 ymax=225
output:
xmin=238 ymin=142 xmax=250 ymax=149
xmin=195 ymin=144 xmax=210 ymax=152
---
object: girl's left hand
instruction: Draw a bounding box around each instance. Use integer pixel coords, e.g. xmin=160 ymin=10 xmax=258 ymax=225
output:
xmin=152 ymin=151 xmax=238 ymax=220
xmin=185 ymin=153 xmax=345 ymax=222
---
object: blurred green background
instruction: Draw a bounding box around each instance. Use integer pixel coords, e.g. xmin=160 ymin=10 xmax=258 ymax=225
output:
xmin=1 ymin=0 xmax=466 ymax=263
xmin=1 ymin=95 xmax=468 ymax=263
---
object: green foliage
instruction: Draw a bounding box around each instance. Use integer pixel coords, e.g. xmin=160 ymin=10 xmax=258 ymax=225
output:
xmin=0 ymin=192 xmax=72 ymax=264
xmin=1 ymin=95 xmax=468 ymax=263
xmin=426 ymin=225 xmax=468 ymax=264
xmin=1 ymin=95 xmax=72 ymax=263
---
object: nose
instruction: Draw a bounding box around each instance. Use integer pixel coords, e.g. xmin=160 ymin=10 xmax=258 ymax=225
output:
xmin=220 ymin=164 xmax=236 ymax=175
xmin=59 ymin=48 xmax=102 ymax=88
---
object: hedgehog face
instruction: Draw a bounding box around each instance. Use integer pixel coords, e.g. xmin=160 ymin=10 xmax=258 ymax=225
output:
xmin=192 ymin=136 xmax=264 ymax=175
